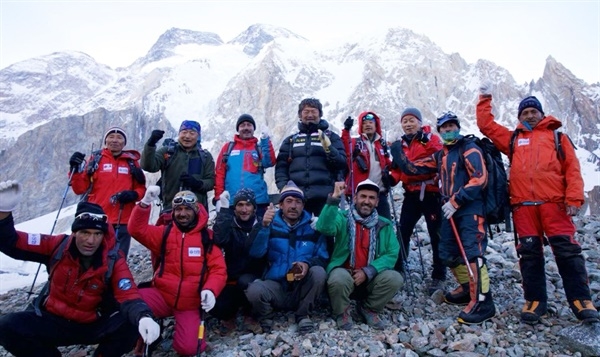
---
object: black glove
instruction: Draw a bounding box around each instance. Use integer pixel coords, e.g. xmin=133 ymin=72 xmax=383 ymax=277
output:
xmin=381 ymin=171 xmax=392 ymax=189
xmin=147 ymin=130 xmax=165 ymax=147
xmin=111 ymin=190 xmax=138 ymax=205
xmin=69 ymin=152 xmax=86 ymax=171
xmin=344 ymin=116 xmax=354 ymax=131
xmin=180 ymin=173 xmax=204 ymax=191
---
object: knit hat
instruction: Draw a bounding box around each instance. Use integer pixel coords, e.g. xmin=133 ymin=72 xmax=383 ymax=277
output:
xmin=71 ymin=202 xmax=108 ymax=234
xmin=103 ymin=127 xmax=127 ymax=146
xmin=401 ymin=107 xmax=422 ymax=122
xmin=518 ymin=96 xmax=544 ymax=117
xmin=236 ymin=114 xmax=256 ymax=131
xmin=279 ymin=180 xmax=305 ymax=202
xmin=233 ymin=188 xmax=257 ymax=208
xmin=172 ymin=190 xmax=199 ymax=215
xmin=179 ymin=120 xmax=201 ymax=134
xmin=355 ymin=179 xmax=380 ymax=194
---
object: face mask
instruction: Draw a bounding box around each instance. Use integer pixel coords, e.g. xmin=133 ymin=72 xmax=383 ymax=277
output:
xmin=441 ymin=130 xmax=460 ymax=144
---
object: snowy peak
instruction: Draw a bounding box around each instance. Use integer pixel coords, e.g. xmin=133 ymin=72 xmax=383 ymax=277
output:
xmin=142 ymin=27 xmax=224 ymax=64
xmin=229 ymin=23 xmax=306 ymax=56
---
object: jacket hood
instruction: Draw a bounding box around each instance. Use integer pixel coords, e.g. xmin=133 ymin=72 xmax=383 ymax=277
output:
xmin=233 ymin=134 xmax=259 ymax=146
xmin=357 ymin=111 xmax=382 ymax=137
xmin=516 ymin=115 xmax=562 ymax=131
xmin=298 ymin=119 xmax=330 ymax=133
xmin=102 ymin=147 xmax=141 ymax=160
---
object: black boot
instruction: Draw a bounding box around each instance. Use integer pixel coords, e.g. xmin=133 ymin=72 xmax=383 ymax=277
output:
xmin=457 ymin=259 xmax=496 ymax=325
xmin=458 ymin=291 xmax=496 ymax=325
xmin=444 ymin=283 xmax=470 ymax=305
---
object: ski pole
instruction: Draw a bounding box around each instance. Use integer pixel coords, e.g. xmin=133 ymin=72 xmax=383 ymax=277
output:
xmin=449 ymin=216 xmax=475 ymax=281
xmin=389 ymin=189 xmax=414 ymax=295
xmin=27 ymin=167 xmax=76 ymax=299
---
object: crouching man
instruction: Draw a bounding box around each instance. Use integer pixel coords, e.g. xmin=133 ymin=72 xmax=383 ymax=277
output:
xmin=317 ymin=179 xmax=403 ymax=330
xmin=0 ymin=180 xmax=160 ymax=357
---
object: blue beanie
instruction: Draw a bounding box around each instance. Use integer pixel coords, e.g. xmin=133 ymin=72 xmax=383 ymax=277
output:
xmin=179 ymin=120 xmax=201 ymax=134
xmin=518 ymin=96 xmax=544 ymax=117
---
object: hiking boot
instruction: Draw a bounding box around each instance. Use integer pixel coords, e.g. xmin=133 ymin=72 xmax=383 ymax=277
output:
xmin=218 ymin=318 xmax=237 ymax=336
xmin=242 ymin=315 xmax=262 ymax=334
xmin=258 ymin=318 xmax=273 ymax=334
xmin=457 ymin=292 xmax=496 ymax=325
xmin=520 ymin=300 xmax=547 ymax=325
xmin=296 ymin=316 xmax=315 ymax=334
xmin=335 ymin=307 xmax=353 ymax=330
xmin=428 ymin=278 xmax=445 ymax=295
xmin=569 ymin=299 xmax=600 ymax=323
xmin=444 ymin=283 xmax=470 ymax=305
xmin=358 ymin=305 xmax=386 ymax=330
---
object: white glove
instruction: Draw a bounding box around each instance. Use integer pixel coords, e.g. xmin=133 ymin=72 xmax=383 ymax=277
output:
xmin=442 ymin=201 xmax=457 ymax=219
xmin=201 ymin=290 xmax=216 ymax=312
xmin=310 ymin=214 xmax=319 ymax=230
xmin=138 ymin=316 xmax=161 ymax=344
xmin=218 ymin=191 xmax=230 ymax=211
xmin=260 ymin=125 xmax=271 ymax=140
xmin=140 ymin=185 xmax=160 ymax=206
xmin=479 ymin=80 xmax=493 ymax=95
xmin=318 ymin=129 xmax=331 ymax=152
xmin=0 ymin=180 xmax=22 ymax=212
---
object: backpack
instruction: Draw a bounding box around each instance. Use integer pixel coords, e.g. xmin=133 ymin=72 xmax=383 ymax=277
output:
xmin=221 ymin=140 xmax=264 ymax=175
xmin=508 ymin=129 xmax=572 ymax=164
xmin=154 ymin=223 xmax=213 ymax=278
xmin=437 ymin=135 xmax=509 ymax=226
xmin=32 ymin=234 xmax=120 ymax=316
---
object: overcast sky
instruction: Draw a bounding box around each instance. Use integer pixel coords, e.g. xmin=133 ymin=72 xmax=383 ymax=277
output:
xmin=1 ymin=1 xmax=598 ymax=84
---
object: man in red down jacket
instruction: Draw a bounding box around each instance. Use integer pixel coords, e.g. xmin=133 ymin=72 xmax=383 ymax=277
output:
xmin=0 ymin=181 xmax=160 ymax=357
xmin=129 ymin=186 xmax=227 ymax=355
xmin=390 ymin=107 xmax=446 ymax=294
xmin=341 ymin=111 xmax=393 ymax=220
xmin=476 ymin=83 xmax=598 ymax=325
xmin=69 ymin=127 xmax=147 ymax=257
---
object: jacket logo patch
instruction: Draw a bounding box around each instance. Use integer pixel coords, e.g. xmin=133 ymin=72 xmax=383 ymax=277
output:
xmin=118 ymin=166 xmax=129 ymax=174
xmin=188 ymin=247 xmax=201 ymax=257
xmin=118 ymin=278 xmax=132 ymax=291
xmin=102 ymin=163 xmax=113 ymax=171
xmin=27 ymin=233 xmax=41 ymax=246
xmin=517 ymin=138 xmax=530 ymax=146
xmin=230 ymin=150 xmax=241 ymax=156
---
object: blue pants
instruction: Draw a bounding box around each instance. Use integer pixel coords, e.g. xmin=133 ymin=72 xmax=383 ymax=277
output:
xmin=439 ymin=213 xmax=487 ymax=267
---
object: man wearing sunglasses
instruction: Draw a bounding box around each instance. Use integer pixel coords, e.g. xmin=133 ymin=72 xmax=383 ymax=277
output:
xmin=129 ymin=187 xmax=227 ymax=355
xmin=342 ymin=111 xmax=394 ymax=219
xmin=0 ymin=181 xmax=160 ymax=357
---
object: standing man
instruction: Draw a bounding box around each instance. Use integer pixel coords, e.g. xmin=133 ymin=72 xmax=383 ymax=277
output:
xmin=246 ymin=181 xmax=329 ymax=334
xmin=390 ymin=107 xmax=446 ymax=293
xmin=129 ymin=187 xmax=227 ymax=355
xmin=342 ymin=112 xmax=393 ymax=219
xmin=275 ymin=98 xmax=347 ymax=216
xmin=390 ymin=112 xmax=496 ymax=325
xmin=0 ymin=181 xmax=160 ymax=357
xmin=211 ymin=189 xmax=265 ymax=334
xmin=317 ymin=179 xmax=403 ymax=330
xmin=69 ymin=126 xmax=146 ymax=256
xmin=477 ymin=84 xmax=599 ymax=324
xmin=141 ymin=120 xmax=215 ymax=220
xmin=214 ymin=114 xmax=276 ymax=218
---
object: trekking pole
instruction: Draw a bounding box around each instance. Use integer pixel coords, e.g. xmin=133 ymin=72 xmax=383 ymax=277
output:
xmin=448 ymin=216 xmax=475 ymax=281
xmin=27 ymin=167 xmax=76 ymax=299
xmin=412 ymin=227 xmax=426 ymax=276
xmin=388 ymin=189 xmax=414 ymax=295
xmin=196 ymin=309 xmax=206 ymax=356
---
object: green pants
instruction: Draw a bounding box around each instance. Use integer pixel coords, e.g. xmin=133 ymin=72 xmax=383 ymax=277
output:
xmin=327 ymin=268 xmax=403 ymax=315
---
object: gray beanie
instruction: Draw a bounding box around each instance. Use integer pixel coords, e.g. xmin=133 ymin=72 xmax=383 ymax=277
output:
xmin=401 ymin=107 xmax=422 ymax=122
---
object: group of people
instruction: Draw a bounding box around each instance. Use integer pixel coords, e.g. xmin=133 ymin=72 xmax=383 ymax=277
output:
xmin=0 ymin=90 xmax=597 ymax=356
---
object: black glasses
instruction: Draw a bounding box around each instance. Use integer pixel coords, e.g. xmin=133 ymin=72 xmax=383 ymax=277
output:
xmin=173 ymin=194 xmax=197 ymax=205
xmin=437 ymin=111 xmax=458 ymax=121
xmin=75 ymin=212 xmax=108 ymax=222
xmin=362 ymin=113 xmax=375 ymax=121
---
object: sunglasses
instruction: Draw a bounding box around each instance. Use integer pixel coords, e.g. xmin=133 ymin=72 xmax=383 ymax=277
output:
xmin=437 ymin=111 xmax=458 ymax=121
xmin=362 ymin=113 xmax=375 ymax=121
xmin=75 ymin=212 xmax=108 ymax=222
xmin=173 ymin=195 xmax=197 ymax=205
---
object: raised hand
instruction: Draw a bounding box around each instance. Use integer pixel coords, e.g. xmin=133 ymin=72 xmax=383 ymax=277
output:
xmin=344 ymin=116 xmax=354 ymax=131
xmin=147 ymin=129 xmax=165 ymax=147
xmin=140 ymin=185 xmax=160 ymax=206
xmin=262 ymin=203 xmax=276 ymax=227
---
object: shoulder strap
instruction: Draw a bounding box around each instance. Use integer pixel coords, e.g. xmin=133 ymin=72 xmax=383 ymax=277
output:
xmin=86 ymin=150 xmax=103 ymax=176
xmin=156 ymin=223 xmax=173 ymax=277
xmin=34 ymin=234 xmax=70 ymax=316
xmin=221 ymin=141 xmax=236 ymax=164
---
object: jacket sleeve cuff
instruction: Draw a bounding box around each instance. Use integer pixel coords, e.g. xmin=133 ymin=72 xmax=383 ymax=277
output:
xmin=362 ymin=266 xmax=377 ymax=281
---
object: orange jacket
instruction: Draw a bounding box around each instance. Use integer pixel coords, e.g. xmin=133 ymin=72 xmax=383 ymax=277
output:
xmin=476 ymin=95 xmax=584 ymax=207
xmin=71 ymin=148 xmax=146 ymax=224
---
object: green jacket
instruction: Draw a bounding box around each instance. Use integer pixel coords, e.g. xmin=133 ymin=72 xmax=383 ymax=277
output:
xmin=317 ymin=196 xmax=399 ymax=281
xmin=141 ymin=141 xmax=215 ymax=210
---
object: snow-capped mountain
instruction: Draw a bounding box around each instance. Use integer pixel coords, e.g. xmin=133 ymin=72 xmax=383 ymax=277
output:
xmin=0 ymin=24 xmax=599 ymax=222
